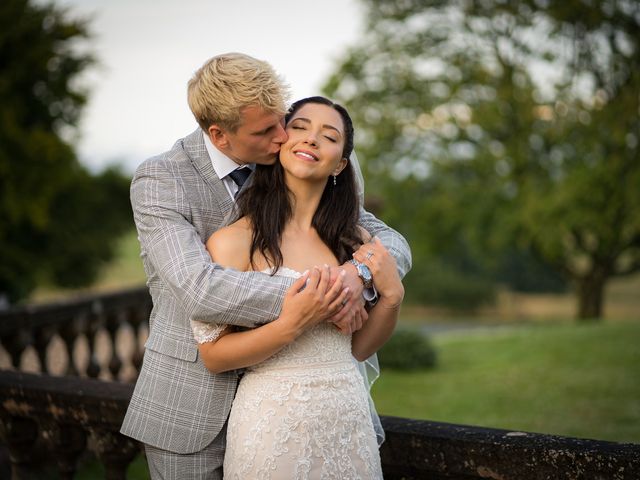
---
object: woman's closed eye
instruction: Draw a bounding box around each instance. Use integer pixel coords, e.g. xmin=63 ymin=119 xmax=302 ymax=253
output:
xmin=289 ymin=121 xmax=338 ymax=142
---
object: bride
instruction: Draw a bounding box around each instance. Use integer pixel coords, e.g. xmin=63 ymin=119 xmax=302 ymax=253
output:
xmin=190 ymin=96 xmax=404 ymax=479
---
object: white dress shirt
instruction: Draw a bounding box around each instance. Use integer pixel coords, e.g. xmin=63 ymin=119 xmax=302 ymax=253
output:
xmin=203 ymin=132 xmax=254 ymax=200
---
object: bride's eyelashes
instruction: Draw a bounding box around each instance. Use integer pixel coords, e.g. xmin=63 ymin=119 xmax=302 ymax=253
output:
xmin=289 ymin=124 xmax=339 ymax=143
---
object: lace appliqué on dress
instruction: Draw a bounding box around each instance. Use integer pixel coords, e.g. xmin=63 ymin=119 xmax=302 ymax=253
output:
xmin=190 ymin=320 xmax=228 ymax=344
xmin=225 ymin=359 xmax=382 ymax=480
xmin=223 ymin=266 xmax=383 ymax=479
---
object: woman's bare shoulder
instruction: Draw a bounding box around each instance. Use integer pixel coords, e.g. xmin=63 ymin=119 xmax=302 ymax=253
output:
xmin=206 ymin=217 xmax=252 ymax=270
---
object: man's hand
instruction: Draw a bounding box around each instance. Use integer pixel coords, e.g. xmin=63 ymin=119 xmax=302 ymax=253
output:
xmin=352 ymin=237 xmax=404 ymax=308
xmin=328 ymin=263 xmax=368 ymax=335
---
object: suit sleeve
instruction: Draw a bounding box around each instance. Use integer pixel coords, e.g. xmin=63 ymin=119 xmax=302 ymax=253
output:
xmin=131 ymin=158 xmax=293 ymax=329
xmin=350 ymin=152 xmax=412 ymax=278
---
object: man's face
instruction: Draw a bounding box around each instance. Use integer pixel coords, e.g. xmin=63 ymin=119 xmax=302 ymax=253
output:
xmin=222 ymin=105 xmax=288 ymax=166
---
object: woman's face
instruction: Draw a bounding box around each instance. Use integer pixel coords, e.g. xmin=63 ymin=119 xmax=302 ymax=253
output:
xmin=279 ymin=103 xmax=348 ymax=182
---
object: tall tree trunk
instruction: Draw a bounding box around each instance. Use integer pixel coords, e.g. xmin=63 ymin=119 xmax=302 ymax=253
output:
xmin=576 ymin=269 xmax=607 ymax=320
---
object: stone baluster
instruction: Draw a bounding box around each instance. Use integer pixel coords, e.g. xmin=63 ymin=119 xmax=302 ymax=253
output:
xmin=59 ymin=318 xmax=80 ymax=377
xmin=85 ymin=313 xmax=104 ymax=379
xmin=90 ymin=428 xmax=140 ymax=480
xmin=105 ymin=312 xmax=123 ymax=380
xmin=33 ymin=325 xmax=56 ymax=375
xmin=129 ymin=306 xmax=148 ymax=378
xmin=0 ymin=329 xmax=32 ymax=370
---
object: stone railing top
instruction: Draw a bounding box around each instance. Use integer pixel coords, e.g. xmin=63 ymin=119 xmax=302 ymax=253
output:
xmin=380 ymin=415 xmax=640 ymax=479
xmin=0 ymin=370 xmax=133 ymax=427
xmin=0 ymin=287 xmax=151 ymax=335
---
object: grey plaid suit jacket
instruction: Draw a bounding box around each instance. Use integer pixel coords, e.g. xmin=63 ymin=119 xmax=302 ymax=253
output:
xmin=120 ymin=128 xmax=412 ymax=454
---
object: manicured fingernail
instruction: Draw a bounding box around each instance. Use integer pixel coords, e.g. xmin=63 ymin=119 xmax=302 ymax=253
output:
xmin=340 ymin=269 xmax=346 ymax=276
xmin=302 ymin=270 xmax=309 ymax=276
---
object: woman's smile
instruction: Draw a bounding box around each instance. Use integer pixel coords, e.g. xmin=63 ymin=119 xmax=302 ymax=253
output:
xmin=293 ymin=149 xmax=319 ymax=162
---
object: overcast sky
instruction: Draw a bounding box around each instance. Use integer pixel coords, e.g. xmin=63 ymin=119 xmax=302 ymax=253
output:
xmin=54 ymin=0 xmax=364 ymax=172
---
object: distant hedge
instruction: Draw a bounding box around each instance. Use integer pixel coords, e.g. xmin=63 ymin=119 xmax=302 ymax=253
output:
xmin=378 ymin=329 xmax=437 ymax=370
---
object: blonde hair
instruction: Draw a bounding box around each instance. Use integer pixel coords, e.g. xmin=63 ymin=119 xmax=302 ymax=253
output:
xmin=187 ymin=52 xmax=290 ymax=132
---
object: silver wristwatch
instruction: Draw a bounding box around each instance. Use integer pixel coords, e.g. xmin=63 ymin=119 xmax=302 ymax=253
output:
xmin=349 ymin=259 xmax=373 ymax=289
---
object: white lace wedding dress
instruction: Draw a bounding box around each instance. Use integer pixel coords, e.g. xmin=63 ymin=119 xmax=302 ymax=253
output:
xmin=191 ymin=268 xmax=383 ymax=480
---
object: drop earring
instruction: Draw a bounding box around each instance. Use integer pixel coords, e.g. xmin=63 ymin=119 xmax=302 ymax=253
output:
xmin=333 ymin=174 xmax=337 ymax=186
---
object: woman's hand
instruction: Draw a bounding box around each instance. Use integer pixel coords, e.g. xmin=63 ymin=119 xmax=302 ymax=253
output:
xmin=279 ymin=265 xmax=351 ymax=338
xmin=352 ymin=237 xmax=404 ymax=308
xmin=328 ymin=264 xmax=368 ymax=336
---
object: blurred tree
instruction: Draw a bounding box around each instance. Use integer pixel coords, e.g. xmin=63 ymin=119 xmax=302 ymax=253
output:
xmin=325 ymin=0 xmax=639 ymax=319
xmin=0 ymin=0 xmax=132 ymax=305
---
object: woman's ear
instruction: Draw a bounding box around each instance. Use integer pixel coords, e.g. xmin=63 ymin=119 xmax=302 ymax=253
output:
xmin=332 ymin=157 xmax=348 ymax=176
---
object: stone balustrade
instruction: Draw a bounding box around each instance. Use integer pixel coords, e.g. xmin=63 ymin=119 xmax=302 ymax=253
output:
xmin=0 ymin=288 xmax=151 ymax=382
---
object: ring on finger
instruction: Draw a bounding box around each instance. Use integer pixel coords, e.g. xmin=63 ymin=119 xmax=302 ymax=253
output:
xmin=365 ymin=251 xmax=374 ymax=260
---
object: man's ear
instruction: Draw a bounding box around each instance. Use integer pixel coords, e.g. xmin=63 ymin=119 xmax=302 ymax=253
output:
xmin=208 ymin=124 xmax=228 ymax=149
xmin=333 ymin=157 xmax=349 ymax=176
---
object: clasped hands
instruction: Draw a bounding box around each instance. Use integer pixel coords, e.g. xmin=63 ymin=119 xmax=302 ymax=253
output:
xmin=281 ymin=263 xmax=365 ymax=336
xmin=282 ymin=238 xmax=396 ymax=336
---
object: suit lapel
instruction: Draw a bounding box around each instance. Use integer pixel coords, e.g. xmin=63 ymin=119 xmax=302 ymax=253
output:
xmin=183 ymin=129 xmax=234 ymax=216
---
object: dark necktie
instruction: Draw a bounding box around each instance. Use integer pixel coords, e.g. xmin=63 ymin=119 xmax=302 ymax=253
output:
xmin=228 ymin=167 xmax=252 ymax=197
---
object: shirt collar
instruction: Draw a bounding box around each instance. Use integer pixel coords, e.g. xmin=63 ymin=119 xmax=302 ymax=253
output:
xmin=202 ymin=131 xmax=251 ymax=180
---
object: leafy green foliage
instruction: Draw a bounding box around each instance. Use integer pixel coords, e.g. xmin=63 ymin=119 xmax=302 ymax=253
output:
xmin=324 ymin=0 xmax=640 ymax=318
xmin=0 ymin=0 xmax=132 ymax=304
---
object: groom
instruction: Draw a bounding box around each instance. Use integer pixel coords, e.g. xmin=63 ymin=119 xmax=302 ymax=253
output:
xmin=121 ymin=52 xmax=412 ymax=479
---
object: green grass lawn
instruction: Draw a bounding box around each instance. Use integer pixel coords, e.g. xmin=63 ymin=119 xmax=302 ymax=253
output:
xmin=95 ymin=229 xmax=147 ymax=288
xmin=372 ymin=320 xmax=640 ymax=444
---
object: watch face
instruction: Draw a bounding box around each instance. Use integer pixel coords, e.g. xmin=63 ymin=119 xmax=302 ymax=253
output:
xmin=358 ymin=264 xmax=371 ymax=281
xmin=358 ymin=263 xmax=372 ymax=286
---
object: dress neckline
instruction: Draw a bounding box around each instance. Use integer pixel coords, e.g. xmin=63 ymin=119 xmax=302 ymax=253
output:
xmin=258 ymin=266 xmax=302 ymax=278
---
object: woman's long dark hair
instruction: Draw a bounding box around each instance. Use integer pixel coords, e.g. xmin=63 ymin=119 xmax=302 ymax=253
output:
xmin=235 ymin=96 xmax=363 ymax=272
